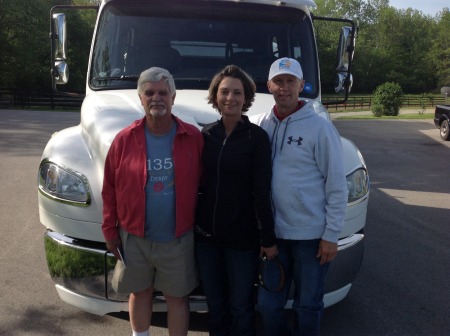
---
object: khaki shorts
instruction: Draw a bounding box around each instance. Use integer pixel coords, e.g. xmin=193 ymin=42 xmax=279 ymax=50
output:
xmin=112 ymin=230 xmax=198 ymax=297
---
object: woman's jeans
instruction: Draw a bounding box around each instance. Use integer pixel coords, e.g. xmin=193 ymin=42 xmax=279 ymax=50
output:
xmin=195 ymin=241 xmax=259 ymax=336
xmin=257 ymin=239 xmax=329 ymax=336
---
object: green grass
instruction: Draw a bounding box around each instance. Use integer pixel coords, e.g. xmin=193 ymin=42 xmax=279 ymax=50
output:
xmin=336 ymin=113 xmax=434 ymax=120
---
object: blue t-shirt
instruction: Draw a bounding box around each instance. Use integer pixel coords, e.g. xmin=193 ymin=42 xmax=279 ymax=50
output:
xmin=144 ymin=123 xmax=176 ymax=241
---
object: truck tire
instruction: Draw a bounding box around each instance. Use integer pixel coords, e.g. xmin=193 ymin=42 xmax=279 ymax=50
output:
xmin=440 ymin=119 xmax=450 ymax=141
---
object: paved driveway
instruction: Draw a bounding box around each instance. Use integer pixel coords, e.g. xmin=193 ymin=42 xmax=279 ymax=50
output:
xmin=0 ymin=109 xmax=448 ymax=335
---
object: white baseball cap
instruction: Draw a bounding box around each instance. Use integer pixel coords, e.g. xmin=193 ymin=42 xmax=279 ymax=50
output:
xmin=268 ymin=57 xmax=303 ymax=81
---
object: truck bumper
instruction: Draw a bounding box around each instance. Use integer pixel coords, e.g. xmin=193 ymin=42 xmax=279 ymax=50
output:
xmin=44 ymin=230 xmax=364 ymax=315
xmin=44 ymin=230 xmax=208 ymax=315
xmin=324 ymin=232 xmax=364 ymax=307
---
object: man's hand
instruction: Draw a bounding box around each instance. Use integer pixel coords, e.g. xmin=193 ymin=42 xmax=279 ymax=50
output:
xmin=316 ymin=239 xmax=338 ymax=265
xmin=106 ymin=237 xmax=122 ymax=260
xmin=260 ymin=245 xmax=278 ymax=260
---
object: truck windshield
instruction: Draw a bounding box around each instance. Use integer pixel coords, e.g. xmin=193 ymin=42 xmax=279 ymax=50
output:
xmin=89 ymin=0 xmax=318 ymax=97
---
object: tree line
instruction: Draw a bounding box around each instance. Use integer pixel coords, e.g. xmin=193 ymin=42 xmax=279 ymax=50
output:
xmin=0 ymin=0 xmax=449 ymax=95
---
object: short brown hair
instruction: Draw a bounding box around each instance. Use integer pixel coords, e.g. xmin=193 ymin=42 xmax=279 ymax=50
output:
xmin=208 ymin=65 xmax=256 ymax=113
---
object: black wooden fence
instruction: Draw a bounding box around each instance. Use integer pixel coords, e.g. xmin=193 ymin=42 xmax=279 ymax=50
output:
xmin=323 ymin=95 xmax=447 ymax=111
xmin=0 ymin=89 xmax=84 ymax=110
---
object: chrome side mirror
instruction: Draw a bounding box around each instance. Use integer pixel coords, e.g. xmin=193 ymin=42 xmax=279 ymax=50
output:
xmin=336 ymin=26 xmax=354 ymax=72
xmin=51 ymin=13 xmax=69 ymax=85
xmin=53 ymin=61 xmax=69 ymax=85
xmin=53 ymin=13 xmax=67 ymax=60
xmin=335 ymin=73 xmax=353 ymax=94
xmin=334 ymin=26 xmax=355 ymax=93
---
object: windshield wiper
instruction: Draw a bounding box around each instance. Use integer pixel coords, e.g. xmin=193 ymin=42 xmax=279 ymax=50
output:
xmin=92 ymin=75 xmax=139 ymax=81
xmin=173 ymin=78 xmax=211 ymax=83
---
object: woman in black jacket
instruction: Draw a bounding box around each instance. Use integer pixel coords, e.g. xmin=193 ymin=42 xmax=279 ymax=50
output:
xmin=195 ymin=65 xmax=277 ymax=336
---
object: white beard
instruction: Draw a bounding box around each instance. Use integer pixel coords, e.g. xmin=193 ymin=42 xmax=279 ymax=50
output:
xmin=147 ymin=106 xmax=167 ymax=118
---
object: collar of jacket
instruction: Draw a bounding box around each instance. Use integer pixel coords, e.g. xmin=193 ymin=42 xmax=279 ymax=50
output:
xmin=269 ymin=100 xmax=315 ymax=125
xmin=217 ymin=114 xmax=252 ymax=133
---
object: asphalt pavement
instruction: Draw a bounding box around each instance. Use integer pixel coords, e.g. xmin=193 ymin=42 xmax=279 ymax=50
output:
xmin=0 ymin=109 xmax=448 ymax=336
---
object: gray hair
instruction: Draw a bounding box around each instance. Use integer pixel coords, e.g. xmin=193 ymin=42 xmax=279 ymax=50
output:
xmin=137 ymin=67 xmax=176 ymax=97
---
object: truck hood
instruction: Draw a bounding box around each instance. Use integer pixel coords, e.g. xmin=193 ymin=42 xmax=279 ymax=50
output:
xmin=81 ymin=89 xmax=360 ymax=175
xmin=81 ymin=89 xmax=278 ymax=163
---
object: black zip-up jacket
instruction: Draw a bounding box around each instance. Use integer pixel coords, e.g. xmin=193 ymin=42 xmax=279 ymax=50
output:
xmin=195 ymin=115 xmax=276 ymax=251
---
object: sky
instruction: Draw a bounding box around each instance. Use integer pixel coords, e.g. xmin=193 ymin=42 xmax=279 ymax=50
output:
xmin=389 ymin=0 xmax=448 ymax=16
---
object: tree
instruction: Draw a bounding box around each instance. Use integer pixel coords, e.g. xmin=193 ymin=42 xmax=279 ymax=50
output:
xmin=0 ymin=0 xmax=447 ymax=95
xmin=0 ymin=0 xmax=54 ymax=90
xmin=0 ymin=0 xmax=97 ymax=92
xmin=342 ymin=0 xmax=390 ymax=93
xmin=430 ymin=8 xmax=450 ymax=89
xmin=372 ymin=82 xmax=403 ymax=116
xmin=57 ymin=4 xmax=97 ymax=92
xmin=377 ymin=8 xmax=436 ymax=93
xmin=314 ymin=1 xmax=444 ymax=94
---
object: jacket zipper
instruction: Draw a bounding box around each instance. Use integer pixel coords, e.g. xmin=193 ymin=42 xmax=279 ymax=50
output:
xmin=279 ymin=116 xmax=291 ymax=153
xmin=212 ymin=137 xmax=227 ymax=236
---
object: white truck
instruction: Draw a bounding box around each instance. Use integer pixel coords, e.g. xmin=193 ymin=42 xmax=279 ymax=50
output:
xmin=40 ymin=0 xmax=369 ymax=315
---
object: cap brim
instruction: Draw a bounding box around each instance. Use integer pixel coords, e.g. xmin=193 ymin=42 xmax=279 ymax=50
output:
xmin=268 ymin=71 xmax=303 ymax=81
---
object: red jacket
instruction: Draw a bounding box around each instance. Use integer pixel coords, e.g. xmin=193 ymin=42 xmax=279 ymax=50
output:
xmin=102 ymin=116 xmax=203 ymax=241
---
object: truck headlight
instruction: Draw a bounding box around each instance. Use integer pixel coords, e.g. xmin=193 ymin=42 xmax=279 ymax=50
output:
xmin=346 ymin=168 xmax=369 ymax=203
xmin=38 ymin=160 xmax=91 ymax=206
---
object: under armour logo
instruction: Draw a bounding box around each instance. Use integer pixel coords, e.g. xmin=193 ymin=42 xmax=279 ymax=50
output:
xmin=287 ymin=136 xmax=303 ymax=146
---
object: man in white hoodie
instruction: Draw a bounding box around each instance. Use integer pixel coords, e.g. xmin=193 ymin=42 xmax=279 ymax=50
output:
xmin=255 ymin=58 xmax=348 ymax=336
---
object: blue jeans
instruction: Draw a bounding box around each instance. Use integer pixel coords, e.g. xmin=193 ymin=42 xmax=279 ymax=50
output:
xmin=195 ymin=241 xmax=259 ymax=336
xmin=257 ymin=239 xmax=329 ymax=336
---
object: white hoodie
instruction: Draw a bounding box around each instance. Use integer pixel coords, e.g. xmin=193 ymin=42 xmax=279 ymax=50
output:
xmin=253 ymin=100 xmax=347 ymax=243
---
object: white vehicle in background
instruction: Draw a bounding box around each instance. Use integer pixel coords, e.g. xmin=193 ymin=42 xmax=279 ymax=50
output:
xmin=39 ymin=0 xmax=369 ymax=315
